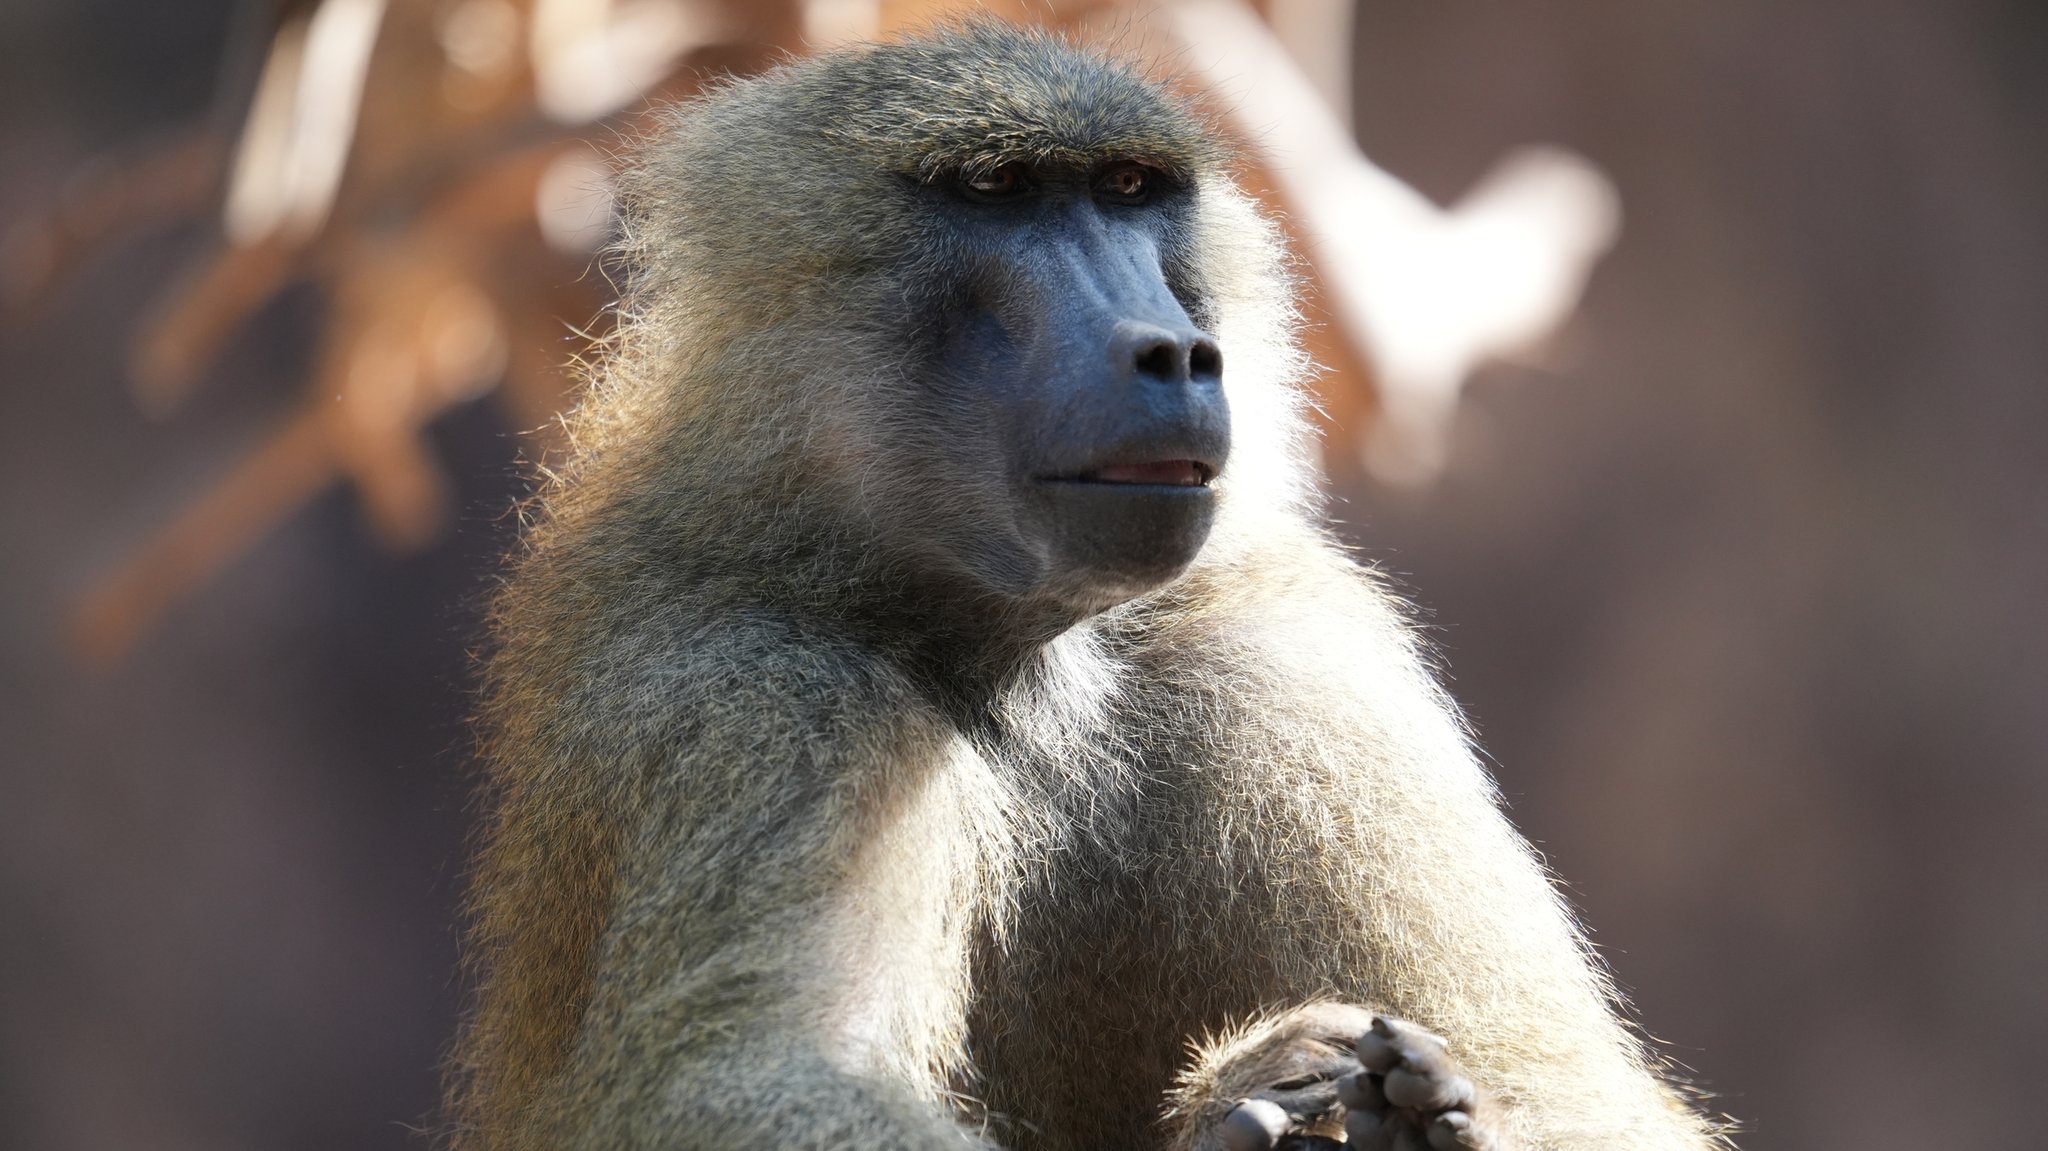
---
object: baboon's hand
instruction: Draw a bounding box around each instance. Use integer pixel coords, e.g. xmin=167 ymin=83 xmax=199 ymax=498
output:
xmin=1218 ymin=1012 xmax=1505 ymax=1151
xmin=1335 ymin=1015 xmax=1502 ymax=1151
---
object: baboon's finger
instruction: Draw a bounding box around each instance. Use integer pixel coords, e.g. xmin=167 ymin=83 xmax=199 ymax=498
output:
xmin=1381 ymin=1018 xmax=1449 ymax=1064
xmin=1372 ymin=1016 xmax=1444 ymax=1047
xmin=1355 ymin=1030 xmax=1399 ymax=1074
xmin=1222 ymin=1098 xmax=1292 ymax=1151
xmin=1383 ymin=1068 xmax=1474 ymax=1111
xmin=1336 ymin=1070 xmax=1386 ymax=1112
xmin=1344 ymin=1106 xmax=1391 ymax=1151
xmin=1426 ymin=1110 xmax=1472 ymax=1150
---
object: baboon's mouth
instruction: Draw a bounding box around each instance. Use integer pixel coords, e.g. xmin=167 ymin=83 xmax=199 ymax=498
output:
xmin=1074 ymin=460 xmax=1214 ymax=487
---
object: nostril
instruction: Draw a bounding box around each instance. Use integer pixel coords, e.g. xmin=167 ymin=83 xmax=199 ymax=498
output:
xmin=1189 ymin=339 xmax=1222 ymax=380
xmin=1134 ymin=339 xmax=1180 ymax=382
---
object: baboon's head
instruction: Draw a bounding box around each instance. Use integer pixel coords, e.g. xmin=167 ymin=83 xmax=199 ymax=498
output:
xmin=614 ymin=24 xmax=1300 ymax=621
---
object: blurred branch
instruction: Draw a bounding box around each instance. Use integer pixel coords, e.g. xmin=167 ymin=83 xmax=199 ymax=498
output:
xmin=0 ymin=132 xmax=228 ymax=316
xmin=21 ymin=0 xmax=1619 ymax=660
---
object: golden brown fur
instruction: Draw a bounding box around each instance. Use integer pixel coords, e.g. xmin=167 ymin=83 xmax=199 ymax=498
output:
xmin=446 ymin=23 xmax=1726 ymax=1151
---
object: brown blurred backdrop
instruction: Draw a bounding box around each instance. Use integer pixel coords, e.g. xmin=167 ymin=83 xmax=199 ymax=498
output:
xmin=3 ymin=2 xmax=2045 ymax=1149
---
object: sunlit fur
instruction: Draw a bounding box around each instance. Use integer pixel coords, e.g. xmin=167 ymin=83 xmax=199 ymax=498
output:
xmin=447 ymin=23 xmax=1724 ymax=1151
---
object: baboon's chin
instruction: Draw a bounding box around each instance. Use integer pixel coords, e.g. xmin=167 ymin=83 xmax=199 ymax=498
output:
xmin=1033 ymin=480 xmax=1218 ymax=607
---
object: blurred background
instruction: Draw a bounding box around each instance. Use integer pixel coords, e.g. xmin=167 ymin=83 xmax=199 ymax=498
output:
xmin=2 ymin=1 xmax=2044 ymax=1148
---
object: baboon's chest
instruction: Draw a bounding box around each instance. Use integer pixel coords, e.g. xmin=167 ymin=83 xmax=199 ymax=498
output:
xmin=961 ymin=844 xmax=1273 ymax=1151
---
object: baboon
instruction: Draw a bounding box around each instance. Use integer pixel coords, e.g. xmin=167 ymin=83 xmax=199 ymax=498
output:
xmin=450 ymin=23 xmax=1724 ymax=1151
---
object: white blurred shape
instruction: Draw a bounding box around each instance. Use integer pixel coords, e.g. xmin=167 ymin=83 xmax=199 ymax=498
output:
xmin=535 ymin=145 xmax=618 ymax=254
xmin=424 ymin=284 xmax=510 ymax=403
xmin=439 ymin=0 xmax=523 ymax=78
xmin=1167 ymin=0 xmax=1621 ymax=486
xmin=222 ymin=12 xmax=309 ymax=243
xmin=224 ymin=0 xmax=388 ymax=244
xmin=530 ymin=0 xmax=727 ymax=123
xmin=1265 ymin=0 xmax=1356 ymax=130
xmin=803 ymin=0 xmax=881 ymax=48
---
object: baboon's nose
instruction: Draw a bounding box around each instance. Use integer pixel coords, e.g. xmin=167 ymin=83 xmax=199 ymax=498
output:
xmin=1117 ymin=323 xmax=1223 ymax=388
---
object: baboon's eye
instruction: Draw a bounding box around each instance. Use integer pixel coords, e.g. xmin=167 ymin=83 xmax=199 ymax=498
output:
xmin=1095 ymin=163 xmax=1154 ymax=204
xmin=961 ymin=162 xmax=1028 ymax=201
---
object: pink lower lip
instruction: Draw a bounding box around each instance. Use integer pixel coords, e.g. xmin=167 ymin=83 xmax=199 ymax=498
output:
xmin=1082 ymin=460 xmax=1208 ymax=486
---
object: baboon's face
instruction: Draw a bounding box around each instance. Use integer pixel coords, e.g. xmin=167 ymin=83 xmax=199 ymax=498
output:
xmin=906 ymin=157 xmax=1230 ymax=612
